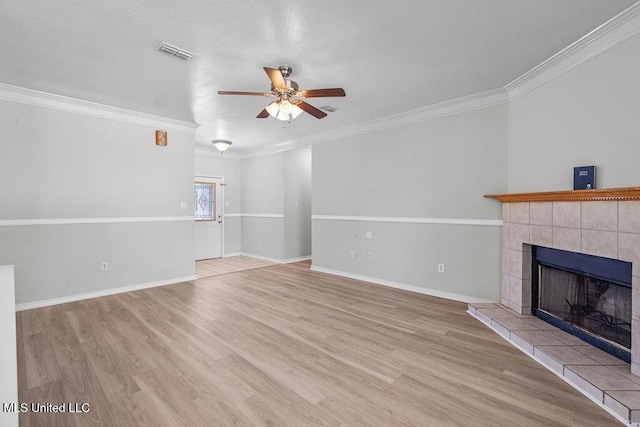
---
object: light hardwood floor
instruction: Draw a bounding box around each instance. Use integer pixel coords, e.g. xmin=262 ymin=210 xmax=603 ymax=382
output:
xmin=17 ymin=261 xmax=620 ymax=426
xmin=195 ymin=256 xmax=276 ymax=279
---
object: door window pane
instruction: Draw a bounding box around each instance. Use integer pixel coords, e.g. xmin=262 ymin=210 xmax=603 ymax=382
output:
xmin=194 ymin=182 xmax=216 ymax=221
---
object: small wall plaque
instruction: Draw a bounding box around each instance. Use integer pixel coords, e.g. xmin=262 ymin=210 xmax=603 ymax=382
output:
xmin=574 ymin=165 xmax=596 ymax=190
xmin=155 ymin=130 xmax=167 ymax=146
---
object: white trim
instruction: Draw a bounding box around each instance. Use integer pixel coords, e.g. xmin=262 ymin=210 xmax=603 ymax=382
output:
xmin=311 ymin=215 xmax=502 ymax=227
xmin=506 ymin=2 xmax=640 ymax=101
xmin=310 ymin=266 xmax=493 ymax=304
xmin=223 ymin=213 xmax=284 ymax=218
xmin=282 ymin=256 xmax=312 ymax=264
xmin=15 ymin=275 xmax=197 ymax=312
xmin=0 ymin=265 xmax=18 ymax=427
xmin=222 ymin=253 xmax=310 ymax=264
xmin=467 ymin=310 xmax=630 ymax=426
xmin=0 ymin=216 xmax=194 ymax=227
xmin=240 ymin=213 xmax=284 ymax=219
xmin=0 ymin=83 xmax=199 ymax=134
xmin=234 ymin=3 xmax=640 ymax=160
xmin=241 ymin=89 xmax=508 ymax=159
xmin=239 ymin=253 xmax=283 ymax=264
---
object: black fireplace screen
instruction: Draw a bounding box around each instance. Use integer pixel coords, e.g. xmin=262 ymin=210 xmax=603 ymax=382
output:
xmin=538 ymin=264 xmax=631 ymax=350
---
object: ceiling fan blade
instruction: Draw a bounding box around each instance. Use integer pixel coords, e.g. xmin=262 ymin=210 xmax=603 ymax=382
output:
xmin=264 ymin=67 xmax=287 ymax=90
xmin=257 ymin=109 xmax=270 ymax=118
xmin=296 ymin=101 xmax=327 ymax=119
xmin=301 ymin=88 xmax=346 ymax=98
xmin=218 ymin=91 xmax=272 ymax=96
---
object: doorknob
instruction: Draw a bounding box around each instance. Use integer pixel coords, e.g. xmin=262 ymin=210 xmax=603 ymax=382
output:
xmin=217 ymin=215 xmax=222 ymax=224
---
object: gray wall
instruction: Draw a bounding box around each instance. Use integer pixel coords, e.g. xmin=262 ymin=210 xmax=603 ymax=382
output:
xmin=194 ymin=152 xmax=242 ymax=254
xmin=284 ymin=148 xmax=312 ymax=260
xmin=508 ymin=33 xmax=640 ymax=192
xmin=241 ymin=152 xmax=285 ymax=259
xmin=312 ymin=105 xmax=508 ymax=301
xmin=240 ymin=148 xmax=312 ymax=261
xmin=0 ymin=100 xmax=195 ymax=305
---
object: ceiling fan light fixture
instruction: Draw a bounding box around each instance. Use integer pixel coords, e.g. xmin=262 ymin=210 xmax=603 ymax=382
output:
xmin=212 ymin=139 xmax=232 ymax=153
xmin=266 ymin=100 xmax=303 ymax=121
xmin=218 ymin=65 xmax=345 ymax=120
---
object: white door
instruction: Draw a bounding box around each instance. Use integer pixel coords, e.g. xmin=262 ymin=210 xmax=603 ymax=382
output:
xmin=194 ymin=177 xmax=223 ymax=260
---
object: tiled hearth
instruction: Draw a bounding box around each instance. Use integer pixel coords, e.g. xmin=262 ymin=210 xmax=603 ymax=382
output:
xmin=468 ymin=302 xmax=640 ymax=424
xmin=474 ymin=189 xmax=640 ymax=425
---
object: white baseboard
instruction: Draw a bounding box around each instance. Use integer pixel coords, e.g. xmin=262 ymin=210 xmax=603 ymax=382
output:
xmin=239 ymin=253 xmax=311 ymax=264
xmin=239 ymin=253 xmax=283 ymax=264
xmin=282 ymin=256 xmax=312 ymax=264
xmin=15 ymin=275 xmax=197 ymax=312
xmin=222 ymin=252 xmax=242 ymax=258
xmin=310 ymin=266 xmax=493 ymax=304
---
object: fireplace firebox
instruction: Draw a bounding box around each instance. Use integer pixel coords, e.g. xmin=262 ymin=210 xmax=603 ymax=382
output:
xmin=532 ymin=246 xmax=633 ymax=362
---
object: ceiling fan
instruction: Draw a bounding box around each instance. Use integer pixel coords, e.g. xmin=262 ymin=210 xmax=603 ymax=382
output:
xmin=218 ymin=66 xmax=346 ymax=121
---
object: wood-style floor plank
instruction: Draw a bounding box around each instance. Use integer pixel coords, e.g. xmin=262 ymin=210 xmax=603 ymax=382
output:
xmin=16 ymin=260 xmax=621 ymax=426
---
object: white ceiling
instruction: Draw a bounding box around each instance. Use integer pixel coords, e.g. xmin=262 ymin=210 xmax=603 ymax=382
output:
xmin=0 ymin=1 xmax=636 ymax=154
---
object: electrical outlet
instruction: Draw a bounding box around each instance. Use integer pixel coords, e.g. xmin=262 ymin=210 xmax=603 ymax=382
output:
xmin=101 ymin=262 xmax=108 ymax=271
xmin=438 ymin=263 xmax=445 ymax=273
xmin=349 ymin=250 xmax=355 ymax=258
xmin=365 ymin=231 xmax=372 ymax=239
xmin=180 ymin=202 xmax=188 ymax=210
xmin=367 ymin=252 xmax=373 ymax=260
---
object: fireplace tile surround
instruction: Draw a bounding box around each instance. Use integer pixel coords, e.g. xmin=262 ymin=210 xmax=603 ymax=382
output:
xmin=472 ymin=189 xmax=640 ymax=424
xmin=497 ymin=197 xmax=640 ymax=376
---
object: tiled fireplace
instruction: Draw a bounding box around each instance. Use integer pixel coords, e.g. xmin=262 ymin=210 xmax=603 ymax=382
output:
xmin=498 ymin=194 xmax=640 ymax=375
xmin=469 ymin=188 xmax=640 ymax=423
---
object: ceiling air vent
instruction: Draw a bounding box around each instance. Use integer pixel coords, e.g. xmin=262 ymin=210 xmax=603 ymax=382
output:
xmin=320 ymin=105 xmax=337 ymax=112
xmin=157 ymin=42 xmax=195 ymax=60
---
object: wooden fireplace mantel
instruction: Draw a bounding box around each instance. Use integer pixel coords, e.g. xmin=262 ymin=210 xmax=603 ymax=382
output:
xmin=484 ymin=186 xmax=640 ymax=203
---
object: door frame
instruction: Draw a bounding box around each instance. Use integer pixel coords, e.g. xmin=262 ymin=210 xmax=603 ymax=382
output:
xmin=194 ymin=175 xmax=225 ymax=259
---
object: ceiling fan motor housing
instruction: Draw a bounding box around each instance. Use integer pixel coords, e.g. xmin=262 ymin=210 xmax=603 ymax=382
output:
xmin=278 ymin=66 xmax=293 ymax=78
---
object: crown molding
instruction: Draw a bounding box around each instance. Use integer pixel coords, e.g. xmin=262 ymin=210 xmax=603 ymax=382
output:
xmin=243 ymin=2 xmax=640 ymax=160
xmin=506 ymin=1 xmax=640 ymax=101
xmin=241 ymin=88 xmax=508 ymax=159
xmin=7 ymin=2 xmax=639 ymax=158
xmin=0 ymin=83 xmax=200 ymax=134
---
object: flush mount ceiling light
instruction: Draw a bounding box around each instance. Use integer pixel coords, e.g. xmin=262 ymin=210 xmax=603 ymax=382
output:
xmin=156 ymin=42 xmax=195 ymax=60
xmin=218 ymin=66 xmax=345 ymax=121
xmin=212 ymin=139 xmax=232 ymax=153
